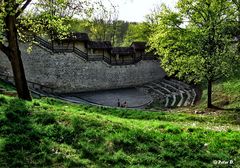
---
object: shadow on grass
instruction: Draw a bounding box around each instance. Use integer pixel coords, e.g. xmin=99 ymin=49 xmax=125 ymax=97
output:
xmin=210 ymin=105 xmax=240 ymax=112
xmin=0 ymin=98 xmax=90 ymax=167
xmin=224 ymin=108 xmax=240 ymax=112
xmin=0 ymin=99 xmax=41 ymax=167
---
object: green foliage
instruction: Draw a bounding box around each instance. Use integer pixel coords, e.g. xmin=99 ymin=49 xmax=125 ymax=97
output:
xmin=0 ymin=0 xmax=95 ymax=44
xmin=0 ymin=80 xmax=15 ymax=91
xmin=122 ymin=22 xmax=151 ymax=46
xmin=149 ymin=1 xmax=240 ymax=83
xmin=198 ymin=77 xmax=240 ymax=109
xmin=20 ymin=13 xmax=70 ymax=40
xmin=223 ymin=78 xmax=240 ymax=94
xmin=0 ymin=95 xmax=8 ymax=106
xmin=68 ymin=17 xmax=154 ymax=47
xmin=69 ymin=18 xmax=131 ymax=46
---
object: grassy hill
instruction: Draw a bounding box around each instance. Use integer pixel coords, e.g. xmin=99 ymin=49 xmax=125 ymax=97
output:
xmin=0 ymin=79 xmax=239 ymax=167
xmin=199 ymin=78 xmax=240 ymax=110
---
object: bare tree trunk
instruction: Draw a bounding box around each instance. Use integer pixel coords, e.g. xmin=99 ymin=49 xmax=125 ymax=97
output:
xmin=10 ymin=50 xmax=32 ymax=101
xmin=207 ymin=79 xmax=212 ymax=108
xmin=6 ymin=12 xmax=32 ymax=100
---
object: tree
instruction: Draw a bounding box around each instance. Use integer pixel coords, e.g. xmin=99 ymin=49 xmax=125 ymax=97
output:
xmin=0 ymin=0 xmax=33 ymax=100
xmin=69 ymin=19 xmax=130 ymax=46
xmin=0 ymin=0 xmax=92 ymax=100
xmin=122 ymin=5 xmax=163 ymax=47
xmin=86 ymin=0 xmax=119 ymax=44
xmin=122 ymin=22 xmax=150 ymax=46
xmin=149 ymin=1 xmax=240 ymax=108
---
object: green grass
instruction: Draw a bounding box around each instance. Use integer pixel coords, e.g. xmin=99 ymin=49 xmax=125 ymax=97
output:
xmin=0 ymin=79 xmax=239 ymax=167
xmin=0 ymin=80 xmax=15 ymax=91
xmin=198 ymin=77 xmax=240 ymax=109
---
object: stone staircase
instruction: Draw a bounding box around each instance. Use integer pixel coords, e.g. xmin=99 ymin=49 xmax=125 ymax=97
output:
xmin=139 ymin=78 xmax=197 ymax=108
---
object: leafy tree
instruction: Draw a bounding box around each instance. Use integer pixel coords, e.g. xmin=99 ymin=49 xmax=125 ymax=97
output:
xmin=86 ymin=0 xmax=119 ymax=44
xmin=68 ymin=18 xmax=130 ymax=46
xmin=67 ymin=1 xmax=129 ymax=46
xmin=0 ymin=0 xmax=33 ymax=100
xmin=112 ymin=20 xmax=130 ymax=46
xmin=0 ymin=0 xmax=92 ymax=100
xmin=122 ymin=6 xmax=163 ymax=47
xmin=122 ymin=22 xmax=150 ymax=46
xmin=149 ymin=1 xmax=240 ymax=108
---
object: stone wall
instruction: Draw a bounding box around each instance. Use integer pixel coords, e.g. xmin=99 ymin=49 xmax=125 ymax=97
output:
xmin=0 ymin=43 xmax=166 ymax=93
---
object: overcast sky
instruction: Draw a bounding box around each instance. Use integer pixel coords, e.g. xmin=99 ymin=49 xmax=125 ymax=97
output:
xmin=108 ymin=0 xmax=178 ymax=22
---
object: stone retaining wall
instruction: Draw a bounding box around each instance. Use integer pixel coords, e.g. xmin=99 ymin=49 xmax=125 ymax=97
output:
xmin=0 ymin=43 xmax=166 ymax=93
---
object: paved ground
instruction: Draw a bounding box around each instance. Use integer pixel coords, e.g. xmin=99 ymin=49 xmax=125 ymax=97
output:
xmin=62 ymin=88 xmax=153 ymax=108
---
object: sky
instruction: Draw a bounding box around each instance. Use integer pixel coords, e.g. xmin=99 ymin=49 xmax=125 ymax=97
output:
xmin=108 ymin=0 xmax=178 ymax=22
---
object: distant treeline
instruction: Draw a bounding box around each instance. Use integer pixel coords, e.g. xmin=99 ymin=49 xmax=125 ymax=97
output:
xmin=67 ymin=19 xmax=151 ymax=47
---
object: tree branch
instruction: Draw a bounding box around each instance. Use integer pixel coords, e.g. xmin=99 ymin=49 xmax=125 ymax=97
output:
xmin=16 ymin=0 xmax=32 ymax=17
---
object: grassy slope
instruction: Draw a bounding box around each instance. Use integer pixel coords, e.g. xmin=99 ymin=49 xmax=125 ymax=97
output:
xmin=0 ymin=80 xmax=239 ymax=167
xmin=198 ymin=78 xmax=240 ymax=109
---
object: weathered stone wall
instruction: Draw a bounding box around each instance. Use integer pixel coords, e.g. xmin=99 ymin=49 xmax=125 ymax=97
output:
xmin=0 ymin=43 xmax=166 ymax=93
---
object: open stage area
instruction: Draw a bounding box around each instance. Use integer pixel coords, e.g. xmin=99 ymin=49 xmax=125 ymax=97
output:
xmin=62 ymin=88 xmax=153 ymax=108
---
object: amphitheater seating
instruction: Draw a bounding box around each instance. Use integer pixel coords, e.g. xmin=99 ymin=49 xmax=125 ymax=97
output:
xmin=140 ymin=78 xmax=197 ymax=108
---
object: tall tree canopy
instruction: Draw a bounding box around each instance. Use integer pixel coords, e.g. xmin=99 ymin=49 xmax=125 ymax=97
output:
xmin=122 ymin=22 xmax=150 ymax=46
xmin=0 ymin=0 xmax=93 ymax=100
xmin=149 ymin=0 xmax=240 ymax=108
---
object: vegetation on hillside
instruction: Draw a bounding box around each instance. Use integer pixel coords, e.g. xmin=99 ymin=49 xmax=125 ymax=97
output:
xmin=0 ymin=1 xmax=239 ymax=166
xmin=198 ymin=77 xmax=240 ymax=110
xmin=0 ymin=80 xmax=239 ymax=167
xmin=148 ymin=0 xmax=240 ymax=108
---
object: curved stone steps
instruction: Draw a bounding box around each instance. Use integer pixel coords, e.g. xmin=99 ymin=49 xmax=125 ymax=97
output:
xmin=160 ymin=81 xmax=185 ymax=107
xmin=152 ymin=83 xmax=177 ymax=107
xmin=144 ymin=83 xmax=176 ymax=107
xmin=191 ymin=89 xmax=197 ymax=106
xmin=145 ymin=84 xmax=173 ymax=107
xmin=152 ymin=81 xmax=186 ymax=107
xmin=142 ymin=78 xmax=198 ymax=108
xmin=145 ymin=84 xmax=169 ymax=95
xmin=143 ymin=85 xmax=171 ymax=107
xmin=162 ymin=79 xmax=194 ymax=106
xmin=141 ymin=86 xmax=165 ymax=103
xmin=151 ymin=85 xmax=175 ymax=107
xmin=169 ymin=79 xmax=197 ymax=106
xmin=165 ymin=95 xmax=170 ymax=107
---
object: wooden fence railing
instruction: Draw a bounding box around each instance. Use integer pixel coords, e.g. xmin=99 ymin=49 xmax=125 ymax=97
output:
xmin=33 ymin=36 xmax=157 ymax=65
